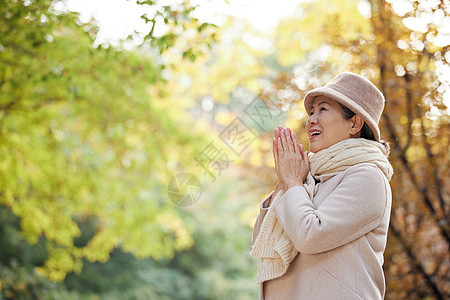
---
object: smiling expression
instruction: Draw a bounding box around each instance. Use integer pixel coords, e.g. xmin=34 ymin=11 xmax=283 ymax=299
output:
xmin=306 ymin=96 xmax=355 ymax=153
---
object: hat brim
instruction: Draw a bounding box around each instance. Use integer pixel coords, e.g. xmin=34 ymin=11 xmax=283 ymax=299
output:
xmin=304 ymin=87 xmax=381 ymax=141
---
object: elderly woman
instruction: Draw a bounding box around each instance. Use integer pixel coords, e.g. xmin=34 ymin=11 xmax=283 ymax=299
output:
xmin=251 ymin=72 xmax=393 ymax=300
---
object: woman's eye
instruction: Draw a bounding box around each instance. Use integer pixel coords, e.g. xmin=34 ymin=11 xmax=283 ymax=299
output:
xmin=320 ymin=107 xmax=327 ymax=111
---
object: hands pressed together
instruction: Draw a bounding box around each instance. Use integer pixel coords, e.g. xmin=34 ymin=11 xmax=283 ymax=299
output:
xmin=272 ymin=125 xmax=310 ymax=192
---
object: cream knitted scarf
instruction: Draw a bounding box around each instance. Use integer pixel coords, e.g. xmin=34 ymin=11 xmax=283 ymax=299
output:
xmin=250 ymin=138 xmax=393 ymax=284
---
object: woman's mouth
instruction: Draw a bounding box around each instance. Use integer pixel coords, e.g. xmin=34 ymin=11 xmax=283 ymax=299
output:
xmin=309 ymin=130 xmax=322 ymax=139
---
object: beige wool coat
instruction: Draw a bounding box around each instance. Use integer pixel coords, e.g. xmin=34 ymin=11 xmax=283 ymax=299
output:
xmin=252 ymin=163 xmax=392 ymax=300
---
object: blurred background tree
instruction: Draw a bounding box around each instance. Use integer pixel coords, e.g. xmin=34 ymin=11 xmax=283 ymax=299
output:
xmin=0 ymin=0 xmax=212 ymax=297
xmin=0 ymin=0 xmax=448 ymax=299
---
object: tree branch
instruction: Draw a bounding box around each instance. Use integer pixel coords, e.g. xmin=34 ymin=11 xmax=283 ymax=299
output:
xmin=416 ymin=102 xmax=448 ymax=218
xmin=389 ymin=221 xmax=444 ymax=300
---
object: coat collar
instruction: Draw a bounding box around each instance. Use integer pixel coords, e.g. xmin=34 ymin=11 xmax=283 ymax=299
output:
xmin=315 ymin=172 xmax=339 ymax=183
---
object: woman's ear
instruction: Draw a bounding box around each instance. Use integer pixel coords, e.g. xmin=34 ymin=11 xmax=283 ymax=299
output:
xmin=349 ymin=115 xmax=364 ymax=137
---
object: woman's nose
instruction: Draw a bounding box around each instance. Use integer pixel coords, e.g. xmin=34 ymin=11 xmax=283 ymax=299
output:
xmin=307 ymin=115 xmax=317 ymax=126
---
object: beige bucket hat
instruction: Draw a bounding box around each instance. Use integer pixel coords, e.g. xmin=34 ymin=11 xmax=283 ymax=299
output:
xmin=303 ymin=72 xmax=385 ymax=141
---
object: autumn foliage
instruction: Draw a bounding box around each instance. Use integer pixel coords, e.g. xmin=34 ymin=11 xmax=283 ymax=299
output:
xmin=0 ymin=0 xmax=448 ymax=299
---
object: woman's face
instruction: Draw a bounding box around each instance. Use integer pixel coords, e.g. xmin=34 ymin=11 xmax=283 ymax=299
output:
xmin=306 ymin=96 xmax=355 ymax=153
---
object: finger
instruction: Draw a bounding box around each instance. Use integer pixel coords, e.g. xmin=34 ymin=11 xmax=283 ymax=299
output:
xmin=287 ymin=128 xmax=294 ymax=153
xmin=277 ymin=137 xmax=283 ymax=154
xmin=300 ymin=144 xmax=304 ymax=157
xmin=282 ymin=129 xmax=293 ymax=153
xmin=278 ymin=125 xmax=285 ymax=137
xmin=277 ymin=126 xmax=283 ymax=139
xmin=287 ymin=128 xmax=295 ymax=149
xmin=273 ymin=137 xmax=276 ymax=155
xmin=304 ymin=150 xmax=309 ymax=162
xmin=274 ymin=139 xmax=280 ymax=171
xmin=273 ymin=143 xmax=281 ymax=181
xmin=274 ymin=128 xmax=280 ymax=140
xmin=273 ymin=137 xmax=278 ymax=160
xmin=292 ymin=132 xmax=300 ymax=154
